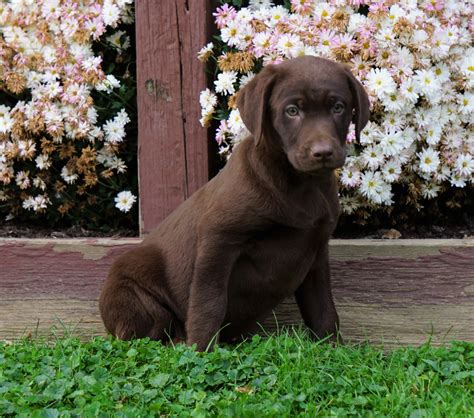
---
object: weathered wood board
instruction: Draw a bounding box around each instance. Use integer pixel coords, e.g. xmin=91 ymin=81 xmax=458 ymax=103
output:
xmin=1 ymin=238 xmax=473 ymax=346
xmin=136 ymin=0 xmax=211 ymax=234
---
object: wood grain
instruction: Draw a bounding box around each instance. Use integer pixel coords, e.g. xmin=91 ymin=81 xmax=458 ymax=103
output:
xmin=136 ymin=1 xmax=210 ymax=234
xmin=1 ymin=238 xmax=473 ymax=346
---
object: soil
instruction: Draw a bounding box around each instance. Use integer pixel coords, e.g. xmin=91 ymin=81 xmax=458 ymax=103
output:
xmin=0 ymin=218 xmax=472 ymax=239
xmin=333 ymin=223 xmax=473 ymax=239
xmin=0 ymin=223 xmax=138 ymax=239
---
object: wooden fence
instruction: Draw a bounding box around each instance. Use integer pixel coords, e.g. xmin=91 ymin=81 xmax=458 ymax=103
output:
xmin=0 ymin=1 xmax=473 ymax=345
xmin=136 ymin=0 xmax=214 ymax=234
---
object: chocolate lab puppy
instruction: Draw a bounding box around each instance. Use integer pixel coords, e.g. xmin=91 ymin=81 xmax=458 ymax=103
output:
xmin=99 ymin=56 xmax=369 ymax=351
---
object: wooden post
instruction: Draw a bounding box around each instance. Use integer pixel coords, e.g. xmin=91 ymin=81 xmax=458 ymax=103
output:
xmin=135 ymin=1 xmax=211 ymax=234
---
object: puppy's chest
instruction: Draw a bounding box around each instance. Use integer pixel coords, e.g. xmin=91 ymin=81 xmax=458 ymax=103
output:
xmin=232 ymin=227 xmax=322 ymax=293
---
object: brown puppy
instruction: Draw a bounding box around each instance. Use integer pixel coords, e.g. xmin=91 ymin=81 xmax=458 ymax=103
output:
xmin=99 ymin=56 xmax=370 ymax=351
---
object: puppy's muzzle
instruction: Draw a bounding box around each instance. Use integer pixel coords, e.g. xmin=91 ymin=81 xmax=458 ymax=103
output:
xmin=311 ymin=143 xmax=334 ymax=163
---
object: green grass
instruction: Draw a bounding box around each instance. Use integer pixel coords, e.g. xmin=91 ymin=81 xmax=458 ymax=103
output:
xmin=1 ymin=332 xmax=473 ymax=417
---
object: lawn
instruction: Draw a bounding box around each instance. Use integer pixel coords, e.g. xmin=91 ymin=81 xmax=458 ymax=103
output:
xmin=1 ymin=331 xmax=473 ymax=417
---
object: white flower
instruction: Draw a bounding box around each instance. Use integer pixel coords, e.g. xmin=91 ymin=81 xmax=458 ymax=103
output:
xmin=276 ymin=34 xmax=303 ymax=58
xmin=450 ymin=173 xmax=467 ymax=188
xmin=17 ymin=140 xmax=36 ymax=159
xmin=35 ymin=154 xmax=51 ymax=170
xmin=221 ymin=21 xmax=244 ymax=47
xmin=434 ymin=165 xmax=451 ymax=183
xmin=312 ymin=3 xmax=334 ymax=21
xmin=387 ymin=4 xmax=406 ymax=23
xmin=227 ymin=108 xmax=250 ymax=140
xmin=381 ymin=159 xmax=401 ymax=183
xmin=417 ymin=148 xmax=440 ymax=174
xmin=365 ymin=68 xmax=396 ymax=98
xmin=340 ymin=166 xmax=361 ymax=188
xmin=382 ymin=90 xmax=406 ymax=113
xmin=199 ymin=88 xmax=218 ymax=127
xmin=411 ymin=29 xmax=428 ymax=47
xmin=399 ymin=78 xmax=419 ymax=104
xmin=115 ymin=190 xmax=137 ymax=212
xmin=197 ymin=42 xmax=214 ymax=61
xmin=458 ymin=53 xmax=474 ymax=87
xmin=102 ymin=0 xmax=121 ymax=27
xmin=61 ymin=166 xmax=78 ymax=184
xmin=375 ymin=27 xmax=396 ymax=48
xmin=361 ymin=145 xmax=384 ymax=170
xmin=239 ymin=72 xmax=255 ymax=87
xmin=106 ymin=30 xmax=130 ymax=51
xmin=109 ymin=156 xmax=127 ymax=173
xmin=249 ymin=0 xmax=274 ymax=8
xmin=16 ymin=171 xmax=30 ymax=189
xmin=103 ymin=110 xmax=129 ymax=143
xmin=33 ymin=177 xmax=47 ymax=191
xmin=269 ymin=5 xmax=289 ymax=25
xmin=379 ymin=131 xmax=404 ymax=156
xmin=455 ymin=153 xmax=474 ymax=177
xmin=379 ymin=183 xmax=393 ymax=205
xmin=413 ymin=69 xmax=441 ymax=97
xmin=0 ymin=105 xmax=13 ymax=134
xmin=457 ymin=92 xmax=474 ymax=115
xmin=41 ymin=45 xmax=56 ymax=63
xmin=115 ymin=109 xmax=130 ymax=126
xmin=199 ymin=88 xmax=218 ymax=111
xmin=347 ymin=13 xmax=367 ymax=34
xmin=22 ymin=194 xmax=50 ymax=212
xmin=433 ymin=63 xmax=450 ymax=84
xmin=22 ymin=196 xmax=35 ymax=211
xmin=41 ymin=0 xmax=60 ymax=19
xmin=104 ymin=120 xmax=126 ymax=144
xmin=96 ymin=74 xmax=121 ymax=93
xmin=32 ymin=194 xmax=49 ymax=211
xmin=382 ymin=113 xmax=407 ymax=133
xmin=359 ymin=171 xmax=387 ymax=204
xmin=421 ymin=183 xmax=440 ymax=199
xmin=44 ymin=81 xmax=62 ymax=99
xmin=214 ymin=71 xmax=238 ymax=96
xmin=359 ymin=121 xmax=380 ymax=146
xmin=340 ymin=195 xmax=360 ymax=215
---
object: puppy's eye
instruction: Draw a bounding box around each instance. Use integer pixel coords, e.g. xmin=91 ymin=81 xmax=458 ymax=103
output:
xmin=285 ymin=105 xmax=300 ymax=117
xmin=333 ymin=102 xmax=345 ymax=114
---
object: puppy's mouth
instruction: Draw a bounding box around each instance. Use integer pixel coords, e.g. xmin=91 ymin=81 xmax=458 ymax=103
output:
xmin=305 ymin=165 xmax=339 ymax=176
xmin=292 ymin=157 xmax=345 ymax=175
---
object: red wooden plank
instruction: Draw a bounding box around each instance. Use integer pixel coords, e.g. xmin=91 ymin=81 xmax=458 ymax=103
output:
xmin=1 ymin=238 xmax=473 ymax=344
xmin=136 ymin=1 xmax=210 ymax=234
xmin=0 ymin=239 xmax=138 ymax=299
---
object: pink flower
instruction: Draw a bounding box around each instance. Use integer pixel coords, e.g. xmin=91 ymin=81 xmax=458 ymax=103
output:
xmin=368 ymin=2 xmax=389 ymax=14
xmin=290 ymin=0 xmax=313 ymax=16
xmin=85 ymin=17 xmax=105 ymax=40
xmin=346 ymin=127 xmax=356 ymax=144
xmin=331 ymin=33 xmax=357 ymax=50
xmin=347 ymin=0 xmax=367 ymax=6
xmin=422 ymin=0 xmax=444 ymax=12
xmin=213 ymin=4 xmax=237 ymax=29
xmin=215 ymin=120 xmax=228 ymax=145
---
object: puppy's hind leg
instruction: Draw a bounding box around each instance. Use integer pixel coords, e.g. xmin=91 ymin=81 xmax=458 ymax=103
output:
xmin=99 ymin=246 xmax=178 ymax=342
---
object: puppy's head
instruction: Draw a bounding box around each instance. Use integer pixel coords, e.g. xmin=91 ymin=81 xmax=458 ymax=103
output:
xmin=237 ymin=56 xmax=370 ymax=174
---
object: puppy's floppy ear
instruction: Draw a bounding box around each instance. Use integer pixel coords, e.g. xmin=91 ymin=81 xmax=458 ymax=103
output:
xmin=345 ymin=68 xmax=370 ymax=142
xmin=237 ymin=65 xmax=277 ymax=146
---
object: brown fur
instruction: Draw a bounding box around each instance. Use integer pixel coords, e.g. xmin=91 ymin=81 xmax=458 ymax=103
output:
xmin=99 ymin=56 xmax=370 ymax=351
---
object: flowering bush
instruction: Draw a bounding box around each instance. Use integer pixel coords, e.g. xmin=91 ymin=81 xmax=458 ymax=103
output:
xmin=199 ymin=0 xmax=473 ymax=224
xmin=0 ymin=0 xmax=138 ymax=230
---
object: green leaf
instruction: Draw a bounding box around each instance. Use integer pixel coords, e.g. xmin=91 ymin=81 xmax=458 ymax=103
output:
xmin=149 ymin=373 xmax=170 ymax=388
xmin=410 ymin=409 xmax=428 ymax=418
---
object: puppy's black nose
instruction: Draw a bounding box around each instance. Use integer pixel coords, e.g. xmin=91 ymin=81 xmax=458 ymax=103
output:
xmin=311 ymin=145 xmax=333 ymax=161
